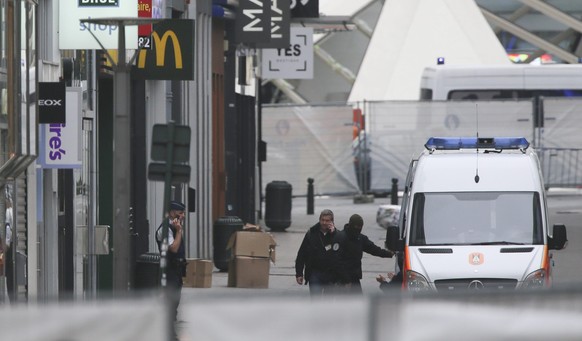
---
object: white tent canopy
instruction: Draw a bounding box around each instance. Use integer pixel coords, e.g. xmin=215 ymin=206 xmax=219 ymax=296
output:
xmin=348 ymin=0 xmax=511 ymax=102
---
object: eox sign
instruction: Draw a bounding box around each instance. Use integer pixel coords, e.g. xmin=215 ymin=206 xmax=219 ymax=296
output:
xmin=133 ymin=19 xmax=195 ymax=80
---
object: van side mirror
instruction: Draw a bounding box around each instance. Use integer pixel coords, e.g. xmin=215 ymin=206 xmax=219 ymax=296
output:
xmin=549 ymin=224 xmax=567 ymax=250
xmin=386 ymin=226 xmax=403 ymax=252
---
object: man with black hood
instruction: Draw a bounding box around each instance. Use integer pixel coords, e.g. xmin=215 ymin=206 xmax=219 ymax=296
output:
xmin=295 ymin=209 xmax=344 ymax=296
xmin=339 ymin=213 xmax=394 ymax=294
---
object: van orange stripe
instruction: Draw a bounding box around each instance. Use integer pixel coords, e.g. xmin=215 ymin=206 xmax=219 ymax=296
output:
xmin=542 ymin=245 xmax=551 ymax=287
xmin=402 ymin=246 xmax=410 ymax=290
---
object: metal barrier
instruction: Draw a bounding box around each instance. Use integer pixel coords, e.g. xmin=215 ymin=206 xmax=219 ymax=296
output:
xmin=181 ymin=288 xmax=582 ymax=340
xmin=538 ymin=148 xmax=582 ymax=188
xmin=262 ymin=99 xmax=582 ymax=195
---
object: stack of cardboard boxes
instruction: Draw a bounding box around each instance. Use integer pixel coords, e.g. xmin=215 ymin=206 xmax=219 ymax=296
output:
xmin=183 ymin=259 xmax=213 ymax=288
xmin=227 ymin=224 xmax=277 ymax=288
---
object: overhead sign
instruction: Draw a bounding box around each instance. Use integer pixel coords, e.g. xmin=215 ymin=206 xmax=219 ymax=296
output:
xmin=38 ymin=82 xmax=66 ymax=124
xmin=290 ymin=0 xmax=319 ymax=18
xmin=59 ymin=0 xmax=138 ymax=50
xmin=235 ymin=0 xmax=271 ymax=44
xmin=133 ymin=19 xmax=195 ymax=80
xmin=78 ymin=0 xmax=118 ymax=6
xmin=256 ymin=0 xmax=291 ymax=49
xmin=39 ymin=88 xmax=83 ymax=169
xmin=261 ymin=27 xmax=313 ymax=79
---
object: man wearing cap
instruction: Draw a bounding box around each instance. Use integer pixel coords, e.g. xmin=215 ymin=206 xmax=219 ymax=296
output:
xmin=156 ymin=200 xmax=186 ymax=322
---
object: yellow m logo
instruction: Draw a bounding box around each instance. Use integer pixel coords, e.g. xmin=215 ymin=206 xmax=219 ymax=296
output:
xmin=138 ymin=30 xmax=183 ymax=69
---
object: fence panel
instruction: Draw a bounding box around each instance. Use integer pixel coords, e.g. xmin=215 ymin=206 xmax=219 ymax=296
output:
xmin=537 ymin=99 xmax=582 ymax=187
xmin=262 ymin=99 xmax=582 ymax=196
xmin=366 ymin=100 xmax=534 ymax=191
xmin=262 ymin=105 xmax=358 ymax=196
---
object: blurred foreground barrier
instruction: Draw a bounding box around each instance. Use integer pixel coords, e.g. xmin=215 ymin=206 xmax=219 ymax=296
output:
xmin=0 ymin=298 xmax=166 ymax=341
xmin=181 ymin=289 xmax=582 ymax=341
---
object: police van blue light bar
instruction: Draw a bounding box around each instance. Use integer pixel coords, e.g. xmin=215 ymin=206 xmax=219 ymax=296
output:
xmin=425 ymin=137 xmax=530 ymax=150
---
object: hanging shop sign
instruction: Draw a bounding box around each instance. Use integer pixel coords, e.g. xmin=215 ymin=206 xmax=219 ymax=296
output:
xmin=59 ymin=0 xmax=138 ymax=50
xmin=39 ymin=88 xmax=83 ymax=169
xmin=235 ymin=0 xmax=271 ymax=44
xmin=256 ymin=0 xmax=291 ymax=49
xmin=38 ymin=82 xmax=66 ymax=124
xmin=138 ymin=0 xmax=153 ymax=49
xmin=133 ymin=19 xmax=195 ymax=80
xmin=261 ymin=27 xmax=313 ymax=79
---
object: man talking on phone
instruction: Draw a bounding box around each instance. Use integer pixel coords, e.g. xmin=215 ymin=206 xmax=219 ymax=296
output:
xmin=156 ymin=201 xmax=186 ymax=327
xmin=295 ymin=209 xmax=344 ymax=296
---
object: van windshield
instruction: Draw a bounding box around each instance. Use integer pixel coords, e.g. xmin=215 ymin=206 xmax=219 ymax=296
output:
xmin=409 ymin=192 xmax=544 ymax=246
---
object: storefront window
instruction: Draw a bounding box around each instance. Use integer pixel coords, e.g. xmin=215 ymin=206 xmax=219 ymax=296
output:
xmin=0 ymin=0 xmax=37 ymax=177
xmin=22 ymin=0 xmax=37 ymax=157
xmin=1 ymin=1 xmax=7 ymax=166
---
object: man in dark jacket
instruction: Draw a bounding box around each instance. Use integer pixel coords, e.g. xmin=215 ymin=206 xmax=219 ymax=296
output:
xmin=295 ymin=209 xmax=344 ymax=296
xmin=340 ymin=213 xmax=394 ymax=294
xmin=156 ymin=201 xmax=186 ymax=324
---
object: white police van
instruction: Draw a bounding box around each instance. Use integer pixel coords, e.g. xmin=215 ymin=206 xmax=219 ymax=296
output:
xmin=419 ymin=64 xmax=582 ymax=101
xmin=386 ymin=137 xmax=568 ymax=292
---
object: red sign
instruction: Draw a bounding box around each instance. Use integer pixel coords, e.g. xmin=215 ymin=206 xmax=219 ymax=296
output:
xmin=138 ymin=0 xmax=153 ymax=48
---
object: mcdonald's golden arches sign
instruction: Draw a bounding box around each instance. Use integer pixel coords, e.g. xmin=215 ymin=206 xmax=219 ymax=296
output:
xmin=133 ymin=19 xmax=195 ymax=80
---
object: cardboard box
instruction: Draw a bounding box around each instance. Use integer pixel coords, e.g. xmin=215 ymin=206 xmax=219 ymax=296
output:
xmin=227 ymin=231 xmax=277 ymax=262
xmin=184 ymin=274 xmax=212 ymax=288
xmin=183 ymin=259 xmax=213 ymax=288
xmin=227 ymin=256 xmax=270 ymax=288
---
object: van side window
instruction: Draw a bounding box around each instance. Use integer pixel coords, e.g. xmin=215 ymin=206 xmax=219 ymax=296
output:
xmin=449 ymin=89 xmax=582 ymax=100
xmin=449 ymin=90 xmax=516 ymax=100
xmin=410 ymin=193 xmax=426 ymax=246
xmin=533 ymin=192 xmax=543 ymax=243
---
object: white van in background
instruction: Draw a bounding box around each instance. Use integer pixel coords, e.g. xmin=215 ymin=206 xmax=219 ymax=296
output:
xmin=419 ymin=64 xmax=582 ymax=101
xmin=386 ymin=137 xmax=568 ymax=292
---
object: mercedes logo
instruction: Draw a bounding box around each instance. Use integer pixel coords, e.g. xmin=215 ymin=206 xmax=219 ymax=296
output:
xmin=467 ymin=280 xmax=485 ymax=290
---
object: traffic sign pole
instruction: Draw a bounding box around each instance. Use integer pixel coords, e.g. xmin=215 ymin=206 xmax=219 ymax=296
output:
xmin=147 ymin=121 xmax=191 ymax=287
xmin=160 ymin=122 xmax=176 ymax=288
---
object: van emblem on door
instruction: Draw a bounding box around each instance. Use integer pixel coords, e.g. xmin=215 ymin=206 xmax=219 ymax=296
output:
xmin=468 ymin=280 xmax=485 ymax=290
xmin=469 ymin=252 xmax=484 ymax=265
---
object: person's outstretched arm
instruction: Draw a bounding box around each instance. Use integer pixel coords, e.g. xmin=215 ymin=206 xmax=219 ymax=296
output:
xmin=362 ymin=235 xmax=394 ymax=258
